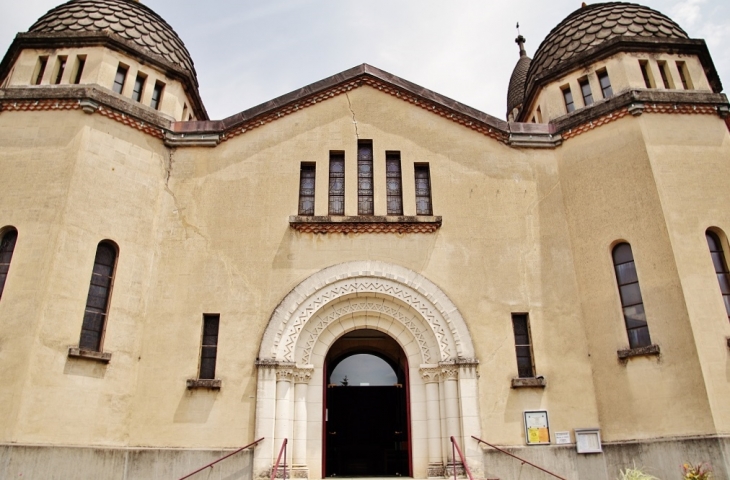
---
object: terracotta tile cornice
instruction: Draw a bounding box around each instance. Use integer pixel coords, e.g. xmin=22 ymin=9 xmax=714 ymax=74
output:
xmin=289 ymin=215 xmax=442 ymax=234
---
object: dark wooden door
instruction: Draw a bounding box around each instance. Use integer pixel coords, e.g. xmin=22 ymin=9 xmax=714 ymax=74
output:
xmin=325 ymin=386 xmax=409 ymax=477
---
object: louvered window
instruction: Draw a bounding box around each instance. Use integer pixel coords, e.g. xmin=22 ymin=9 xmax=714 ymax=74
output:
xmin=79 ymin=242 xmax=117 ymax=351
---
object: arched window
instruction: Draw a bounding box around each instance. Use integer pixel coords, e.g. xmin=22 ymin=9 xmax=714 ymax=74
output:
xmin=612 ymin=243 xmax=651 ymax=348
xmin=705 ymin=230 xmax=730 ymax=320
xmin=0 ymin=228 xmax=18 ymax=300
xmin=79 ymin=241 xmax=117 ymax=351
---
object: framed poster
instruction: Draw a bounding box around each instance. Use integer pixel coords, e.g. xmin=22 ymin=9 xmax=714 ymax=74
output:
xmin=575 ymin=428 xmax=602 ymax=453
xmin=523 ymin=410 xmax=550 ymax=445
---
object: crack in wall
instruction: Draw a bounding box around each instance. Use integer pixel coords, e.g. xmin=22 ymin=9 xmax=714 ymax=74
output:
xmin=345 ymin=93 xmax=359 ymax=139
xmin=161 ymin=148 xmax=206 ymax=241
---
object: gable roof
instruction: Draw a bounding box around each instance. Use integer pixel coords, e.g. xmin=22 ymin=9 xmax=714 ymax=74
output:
xmin=171 ymin=64 xmax=521 ymax=145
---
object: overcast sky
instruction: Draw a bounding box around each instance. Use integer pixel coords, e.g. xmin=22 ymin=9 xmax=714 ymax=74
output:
xmin=1 ymin=0 xmax=728 ymax=120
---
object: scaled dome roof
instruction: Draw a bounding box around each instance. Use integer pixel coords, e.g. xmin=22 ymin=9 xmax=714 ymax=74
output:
xmin=29 ymin=0 xmax=196 ymax=78
xmin=525 ymin=2 xmax=688 ymax=96
xmin=507 ymin=55 xmax=531 ymax=116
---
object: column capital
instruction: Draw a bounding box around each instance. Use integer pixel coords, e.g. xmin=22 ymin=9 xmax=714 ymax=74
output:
xmin=419 ymin=366 xmax=442 ymax=383
xmin=439 ymin=363 xmax=459 ymax=381
xmin=292 ymin=366 xmax=314 ymax=384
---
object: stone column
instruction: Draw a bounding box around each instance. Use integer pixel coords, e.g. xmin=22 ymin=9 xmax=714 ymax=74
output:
xmin=420 ymin=366 xmax=444 ymax=478
xmin=441 ymin=364 xmax=461 ymax=465
xmin=254 ymin=360 xmax=279 ymax=479
xmin=457 ymin=359 xmax=482 ymax=479
xmin=274 ymin=366 xmax=294 ymax=471
xmin=292 ymin=366 xmax=313 ymax=478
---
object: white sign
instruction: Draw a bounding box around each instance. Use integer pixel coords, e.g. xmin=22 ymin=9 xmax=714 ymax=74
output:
xmin=555 ymin=431 xmax=571 ymax=444
xmin=575 ymin=428 xmax=602 ymax=453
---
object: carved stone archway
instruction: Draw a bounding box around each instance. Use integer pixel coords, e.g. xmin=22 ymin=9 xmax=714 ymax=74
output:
xmin=254 ymin=261 xmax=481 ymax=479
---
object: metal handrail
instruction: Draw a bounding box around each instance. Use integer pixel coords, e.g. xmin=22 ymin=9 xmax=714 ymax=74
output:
xmin=449 ymin=436 xmax=474 ymax=480
xmin=471 ymin=435 xmax=567 ymax=480
xmin=270 ymin=438 xmax=288 ymax=480
xmin=178 ymin=437 xmax=264 ymax=480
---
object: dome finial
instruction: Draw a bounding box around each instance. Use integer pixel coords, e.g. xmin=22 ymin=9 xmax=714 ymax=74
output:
xmin=515 ymin=23 xmax=527 ymax=58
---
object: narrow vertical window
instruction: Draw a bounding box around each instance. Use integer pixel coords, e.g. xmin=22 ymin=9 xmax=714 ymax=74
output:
xmin=181 ymin=104 xmax=188 ymax=121
xmin=612 ymin=243 xmax=651 ymax=349
xmin=53 ymin=56 xmax=67 ymax=84
xmin=34 ymin=56 xmax=48 ymax=85
xmin=414 ymin=164 xmax=433 ymax=216
xmin=328 ymin=153 xmax=345 ymax=215
xmin=676 ymin=61 xmax=693 ymax=90
xmin=72 ymin=55 xmax=86 ymax=84
xmin=562 ymin=86 xmax=575 ymax=113
xmin=150 ymin=81 xmax=164 ymax=110
xmin=705 ymin=231 xmax=730 ymax=320
xmin=357 ymin=140 xmax=374 ymax=215
xmin=658 ymin=61 xmax=673 ymax=89
xmin=112 ymin=64 xmax=127 ymax=94
xmin=79 ymin=241 xmax=117 ymax=352
xmin=131 ymin=74 xmax=145 ymax=102
xmin=511 ymin=314 xmax=535 ymax=378
xmin=298 ymin=163 xmax=316 ymax=216
xmin=639 ymin=60 xmax=654 ymax=88
xmin=579 ymin=78 xmax=593 ymax=106
xmin=199 ymin=314 xmax=220 ymax=380
xmin=536 ymin=106 xmax=543 ymax=123
xmin=0 ymin=228 xmax=18 ymax=301
xmin=386 ymin=152 xmax=403 ymax=215
xmin=597 ymin=69 xmax=613 ymax=98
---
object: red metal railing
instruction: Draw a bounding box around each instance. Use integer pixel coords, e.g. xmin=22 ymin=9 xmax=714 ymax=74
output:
xmin=471 ymin=435 xmax=567 ymax=480
xmin=178 ymin=437 xmax=264 ymax=480
xmin=270 ymin=438 xmax=288 ymax=480
xmin=450 ymin=436 xmax=474 ymax=480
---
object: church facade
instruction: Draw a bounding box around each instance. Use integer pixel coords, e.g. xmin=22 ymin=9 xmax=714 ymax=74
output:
xmin=0 ymin=1 xmax=729 ymax=479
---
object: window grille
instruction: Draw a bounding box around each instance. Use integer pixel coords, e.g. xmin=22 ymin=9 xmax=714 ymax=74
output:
xmin=199 ymin=314 xmax=220 ymax=380
xmin=358 ymin=141 xmax=374 ymax=215
xmin=706 ymin=231 xmax=730 ymax=320
xmin=80 ymin=242 xmax=117 ymax=351
xmin=0 ymin=228 xmax=18 ymax=301
xmin=414 ymin=164 xmax=433 ymax=216
xmin=328 ymin=153 xmax=345 ymax=215
xmin=511 ymin=314 xmax=535 ymax=378
xmin=298 ymin=163 xmax=316 ymax=215
xmin=386 ymin=152 xmax=403 ymax=215
xmin=612 ymin=243 xmax=651 ymax=349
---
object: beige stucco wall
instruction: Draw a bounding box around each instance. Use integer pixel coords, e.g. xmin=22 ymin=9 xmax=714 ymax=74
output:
xmin=0 ymin=80 xmax=728 ymax=476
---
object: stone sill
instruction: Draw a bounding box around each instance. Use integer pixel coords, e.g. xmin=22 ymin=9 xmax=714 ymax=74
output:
xmin=67 ymin=347 xmax=112 ymax=363
xmin=617 ymin=344 xmax=660 ymax=360
xmin=289 ymin=215 xmax=442 ymax=234
xmin=187 ymin=379 xmax=222 ymax=389
xmin=511 ymin=376 xmax=547 ymax=389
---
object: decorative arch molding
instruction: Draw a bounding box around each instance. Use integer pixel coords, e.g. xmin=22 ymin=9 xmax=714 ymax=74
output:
xmin=253 ymin=262 xmax=482 ymax=480
xmin=259 ymin=261 xmax=476 ymax=364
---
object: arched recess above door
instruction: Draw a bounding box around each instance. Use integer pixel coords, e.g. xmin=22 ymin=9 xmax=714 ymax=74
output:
xmin=258 ymin=261 xmax=476 ymax=364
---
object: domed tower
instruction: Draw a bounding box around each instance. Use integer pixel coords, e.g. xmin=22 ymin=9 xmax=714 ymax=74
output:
xmin=506 ymin=33 xmax=532 ymax=122
xmin=0 ymin=0 xmax=207 ymax=121
xmin=518 ymin=2 xmax=723 ymax=123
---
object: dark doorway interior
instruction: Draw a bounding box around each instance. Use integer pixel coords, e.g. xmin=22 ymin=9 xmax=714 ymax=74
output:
xmin=324 ymin=330 xmax=410 ymax=477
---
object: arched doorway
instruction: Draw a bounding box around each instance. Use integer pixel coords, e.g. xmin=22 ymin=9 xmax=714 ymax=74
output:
xmin=324 ymin=330 xmax=411 ymax=477
xmin=254 ymin=261 xmax=481 ymax=480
